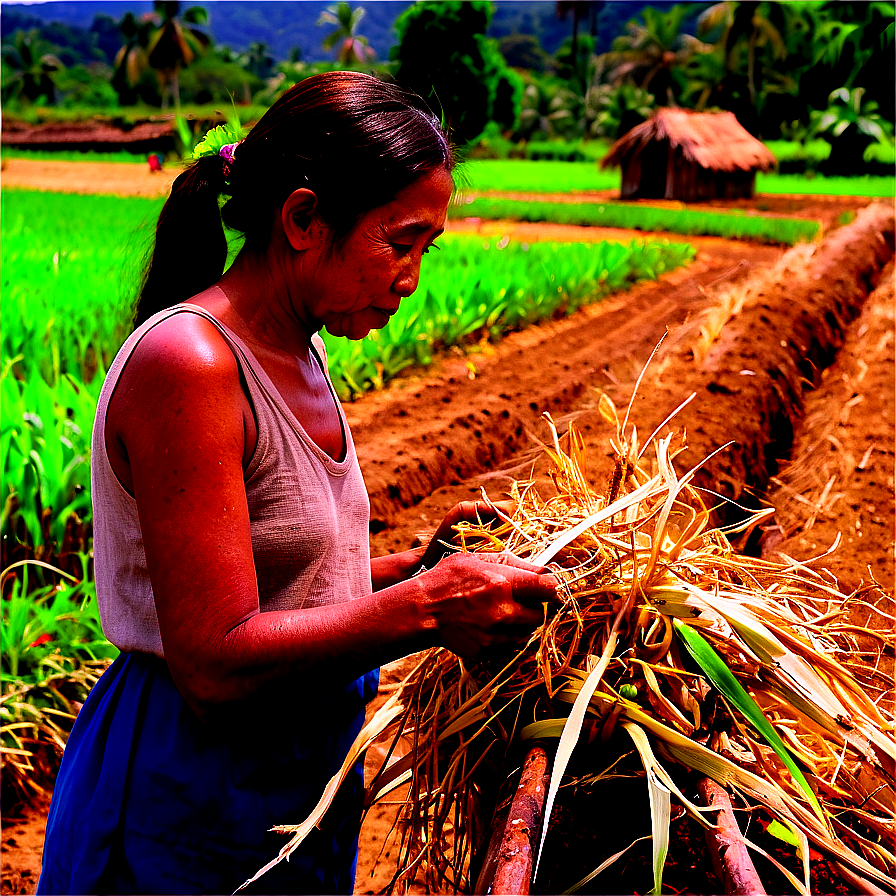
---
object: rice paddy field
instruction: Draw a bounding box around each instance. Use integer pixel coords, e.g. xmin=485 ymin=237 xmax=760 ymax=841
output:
xmin=1 ymin=157 xmax=894 ymax=895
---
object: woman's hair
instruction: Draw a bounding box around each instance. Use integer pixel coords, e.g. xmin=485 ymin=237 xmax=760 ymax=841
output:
xmin=134 ymin=71 xmax=454 ymax=327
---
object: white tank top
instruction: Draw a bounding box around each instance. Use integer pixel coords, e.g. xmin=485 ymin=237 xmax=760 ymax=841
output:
xmin=90 ymin=303 xmax=372 ymax=657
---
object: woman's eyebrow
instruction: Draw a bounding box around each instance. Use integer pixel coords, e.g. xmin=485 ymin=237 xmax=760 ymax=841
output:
xmin=390 ymin=221 xmax=444 ymax=238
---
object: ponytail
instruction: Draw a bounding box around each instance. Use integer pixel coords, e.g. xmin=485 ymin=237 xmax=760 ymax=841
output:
xmin=133 ymin=72 xmax=454 ymax=330
xmin=133 ymin=155 xmax=229 ymax=328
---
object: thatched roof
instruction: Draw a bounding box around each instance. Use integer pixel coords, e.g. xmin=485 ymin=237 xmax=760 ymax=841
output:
xmin=602 ymin=109 xmax=777 ymax=173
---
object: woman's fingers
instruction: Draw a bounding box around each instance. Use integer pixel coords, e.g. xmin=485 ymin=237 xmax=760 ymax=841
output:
xmin=477 ymin=550 xmax=547 ymax=572
xmin=508 ymin=570 xmax=560 ymax=607
xmin=457 ymin=551 xmax=560 ymax=604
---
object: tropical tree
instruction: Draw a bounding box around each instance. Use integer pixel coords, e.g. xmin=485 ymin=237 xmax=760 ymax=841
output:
xmin=1 ymin=29 xmax=65 ymax=104
xmin=112 ymin=11 xmax=154 ymax=104
xmin=587 ymin=82 xmax=655 ymax=138
xmin=317 ymin=2 xmax=375 ymax=66
xmin=553 ymin=31 xmax=596 ymax=90
xmin=555 ymin=1 xmax=603 ymax=89
xmin=498 ymin=33 xmax=551 ymax=72
xmin=679 ymin=45 xmax=728 ymax=112
xmin=601 ymin=5 xmax=709 ymax=107
xmin=802 ymin=1 xmax=895 ymax=123
xmin=391 ymin=0 xmax=522 ymax=145
xmin=241 ymin=41 xmax=275 ymax=80
xmin=514 ymin=74 xmax=583 ymax=142
xmin=696 ymin=0 xmax=796 ymax=134
xmin=809 ymin=86 xmax=894 ymax=174
xmin=146 ymin=1 xmax=211 ymax=108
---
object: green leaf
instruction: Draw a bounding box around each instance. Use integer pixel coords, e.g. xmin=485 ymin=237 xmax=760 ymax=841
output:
xmin=767 ymin=818 xmax=799 ymax=848
xmin=673 ymin=620 xmax=827 ymax=825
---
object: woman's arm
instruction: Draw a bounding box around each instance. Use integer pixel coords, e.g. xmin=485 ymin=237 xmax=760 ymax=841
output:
xmin=109 ymin=318 xmax=556 ymax=719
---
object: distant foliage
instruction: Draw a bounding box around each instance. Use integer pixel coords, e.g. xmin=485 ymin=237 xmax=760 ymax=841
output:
xmin=809 ymin=86 xmax=895 ymax=175
xmin=391 ymin=0 xmax=522 ymax=145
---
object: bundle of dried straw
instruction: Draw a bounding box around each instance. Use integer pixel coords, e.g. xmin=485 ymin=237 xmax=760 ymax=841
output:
xmin=242 ymin=393 xmax=894 ymax=896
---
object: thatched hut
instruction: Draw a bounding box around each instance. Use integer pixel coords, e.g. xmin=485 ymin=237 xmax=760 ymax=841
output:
xmin=601 ymin=109 xmax=777 ymax=201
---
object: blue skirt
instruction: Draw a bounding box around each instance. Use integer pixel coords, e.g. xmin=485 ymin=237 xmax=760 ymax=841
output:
xmin=37 ymin=652 xmax=379 ymax=895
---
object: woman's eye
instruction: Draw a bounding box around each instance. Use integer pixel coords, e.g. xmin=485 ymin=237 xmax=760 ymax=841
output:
xmin=392 ymin=243 xmax=413 ymax=255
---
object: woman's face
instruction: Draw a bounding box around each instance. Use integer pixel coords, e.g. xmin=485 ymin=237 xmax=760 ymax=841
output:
xmin=307 ymin=166 xmax=454 ymax=340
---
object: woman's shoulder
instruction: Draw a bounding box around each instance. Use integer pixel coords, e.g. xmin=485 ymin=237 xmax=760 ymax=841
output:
xmin=108 ymin=306 xmax=249 ymax=437
xmin=128 ymin=306 xmax=242 ymax=383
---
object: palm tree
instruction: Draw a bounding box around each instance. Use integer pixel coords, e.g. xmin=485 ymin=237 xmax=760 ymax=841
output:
xmin=1 ymin=29 xmax=64 ymax=103
xmin=241 ymin=41 xmax=274 ymax=80
xmin=587 ymin=82 xmax=655 ymax=138
xmin=516 ymin=77 xmax=583 ymax=141
xmin=601 ymin=5 xmax=709 ymax=106
xmin=317 ymin=2 xmax=375 ymax=66
xmin=146 ymin=1 xmax=211 ymax=109
xmin=696 ymin=1 xmax=792 ymax=132
xmin=112 ymin=12 xmax=154 ymax=104
xmin=680 ymin=46 xmax=728 ymax=111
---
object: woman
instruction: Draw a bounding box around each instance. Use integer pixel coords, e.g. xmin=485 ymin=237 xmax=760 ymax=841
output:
xmin=37 ymin=71 xmax=557 ymax=895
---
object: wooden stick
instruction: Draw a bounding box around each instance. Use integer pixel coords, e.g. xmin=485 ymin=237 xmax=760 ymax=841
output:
xmin=698 ymin=776 xmax=767 ymax=895
xmin=476 ymin=745 xmax=551 ymax=894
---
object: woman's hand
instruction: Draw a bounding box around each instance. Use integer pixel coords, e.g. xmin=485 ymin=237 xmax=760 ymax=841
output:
xmin=420 ymin=499 xmax=513 ymax=570
xmin=414 ymin=551 xmax=558 ymax=659
xmin=370 ymin=499 xmax=511 ymax=591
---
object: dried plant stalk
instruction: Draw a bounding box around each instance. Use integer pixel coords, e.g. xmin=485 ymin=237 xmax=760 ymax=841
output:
xmin=256 ymin=399 xmax=895 ymax=896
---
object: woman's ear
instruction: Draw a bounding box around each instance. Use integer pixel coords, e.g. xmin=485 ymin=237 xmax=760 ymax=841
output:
xmin=281 ymin=188 xmax=320 ymax=250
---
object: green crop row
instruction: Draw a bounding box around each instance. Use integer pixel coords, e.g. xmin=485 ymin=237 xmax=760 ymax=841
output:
xmin=2 ymin=365 xmax=99 ymax=569
xmin=450 ymin=197 xmax=822 ymax=245
xmin=1 ymin=560 xmax=118 ymax=804
xmin=2 ymin=190 xmax=160 ymax=384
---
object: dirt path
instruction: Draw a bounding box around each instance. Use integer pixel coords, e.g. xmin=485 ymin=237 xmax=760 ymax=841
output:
xmin=1 ymin=158 xmax=179 ymax=198
xmin=1 ymin=162 xmax=893 ymax=895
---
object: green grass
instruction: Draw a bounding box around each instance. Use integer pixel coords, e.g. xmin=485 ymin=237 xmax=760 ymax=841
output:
xmin=458 ymin=159 xmax=618 ymax=193
xmin=1 ymin=561 xmax=117 ymax=804
xmin=764 ymin=138 xmax=896 ymax=166
xmin=2 ymin=190 xmax=160 ymax=383
xmin=756 ymin=172 xmax=894 ymax=197
xmin=450 ymin=197 xmax=821 ymax=245
xmin=458 ymin=159 xmax=894 ymax=198
xmin=2 ymin=148 xmax=153 ymax=164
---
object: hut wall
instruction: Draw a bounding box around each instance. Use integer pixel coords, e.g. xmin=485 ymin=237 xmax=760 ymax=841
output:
xmin=620 ymin=152 xmax=642 ymax=198
xmin=715 ymin=169 xmax=757 ymax=199
xmin=620 ymin=142 xmax=668 ymax=199
xmin=614 ymin=135 xmax=762 ymax=201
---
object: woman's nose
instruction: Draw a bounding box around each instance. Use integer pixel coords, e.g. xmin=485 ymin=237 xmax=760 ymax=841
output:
xmin=393 ymin=261 xmax=421 ymax=298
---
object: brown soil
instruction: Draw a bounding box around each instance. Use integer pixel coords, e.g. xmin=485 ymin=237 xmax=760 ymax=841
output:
xmin=1 ymin=158 xmax=180 ymax=198
xmin=2 ymin=162 xmax=893 ymax=895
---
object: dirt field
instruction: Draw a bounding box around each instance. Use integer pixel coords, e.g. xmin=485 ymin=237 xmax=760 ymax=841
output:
xmin=1 ymin=161 xmax=893 ymax=894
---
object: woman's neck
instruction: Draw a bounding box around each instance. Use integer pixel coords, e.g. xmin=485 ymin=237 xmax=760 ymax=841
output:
xmin=215 ymin=247 xmax=316 ymax=359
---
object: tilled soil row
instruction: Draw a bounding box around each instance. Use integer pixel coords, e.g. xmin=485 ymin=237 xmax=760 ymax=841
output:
xmin=764 ymin=258 xmax=895 ymax=593
xmin=613 ymin=202 xmax=895 ymax=520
